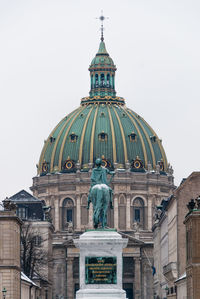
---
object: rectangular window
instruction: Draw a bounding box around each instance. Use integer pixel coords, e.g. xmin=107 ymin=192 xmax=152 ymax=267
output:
xmin=17 ymin=207 xmax=26 ymax=219
xmin=134 ymin=209 xmax=140 ymax=222
xmin=67 ymin=209 xmax=73 ymax=222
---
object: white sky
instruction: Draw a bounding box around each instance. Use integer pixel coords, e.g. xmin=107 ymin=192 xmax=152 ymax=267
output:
xmin=0 ymin=0 xmax=200 ymax=201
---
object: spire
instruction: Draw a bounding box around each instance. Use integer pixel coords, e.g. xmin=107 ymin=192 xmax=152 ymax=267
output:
xmin=85 ymin=12 xmax=121 ymax=101
xmin=97 ymin=40 xmax=108 ymax=55
xmin=97 ymin=11 xmax=108 ymax=42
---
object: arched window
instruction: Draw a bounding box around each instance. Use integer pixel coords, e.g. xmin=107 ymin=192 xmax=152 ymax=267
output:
xmin=91 ymin=75 xmax=93 ymax=89
xmin=112 ymin=75 xmax=115 ymax=89
xmin=95 ymin=74 xmax=98 ymax=87
xmin=62 ymin=198 xmax=74 ymax=230
xmin=98 ymin=132 xmax=108 ymax=142
xmin=132 ymin=197 xmax=144 ymax=229
xmin=101 ymin=73 xmax=105 ymax=87
xmin=107 ymin=74 xmax=110 ymax=87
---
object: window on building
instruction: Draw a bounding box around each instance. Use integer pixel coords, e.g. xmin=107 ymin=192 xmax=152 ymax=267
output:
xmin=101 ymin=73 xmax=105 ymax=87
xmin=67 ymin=209 xmax=73 ymax=222
xmin=69 ymin=133 xmax=78 ymax=142
xmin=62 ymin=198 xmax=74 ymax=230
xmin=132 ymin=197 xmax=145 ymax=229
xmin=107 ymin=74 xmax=110 ymax=87
xmin=95 ymin=74 xmax=98 ymax=87
xmin=128 ymin=132 xmax=137 ymax=142
xmin=134 ymin=209 xmax=140 ymax=222
xmin=33 ymin=235 xmax=42 ymax=247
xmin=17 ymin=207 xmax=27 ymax=219
xmin=98 ymin=132 xmax=108 ymax=142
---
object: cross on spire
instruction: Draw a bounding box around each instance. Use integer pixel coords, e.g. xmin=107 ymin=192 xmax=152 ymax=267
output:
xmin=97 ymin=10 xmax=109 ymax=41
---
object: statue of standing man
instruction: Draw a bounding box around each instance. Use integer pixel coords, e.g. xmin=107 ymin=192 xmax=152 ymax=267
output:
xmin=87 ymin=158 xmax=115 ymax=229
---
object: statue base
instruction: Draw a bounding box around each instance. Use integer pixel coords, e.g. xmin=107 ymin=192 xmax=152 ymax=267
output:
xmin=76 ymin=289 xmax=127 ymax=299
xmin=74 ymin=230 xmax=128 ymax=299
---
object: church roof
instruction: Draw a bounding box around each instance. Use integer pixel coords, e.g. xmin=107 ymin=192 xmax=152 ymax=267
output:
xmin=9 ymin=190 xmax=41 ymax=203
xmin=37 ymin=37 xmax=168 ymax=176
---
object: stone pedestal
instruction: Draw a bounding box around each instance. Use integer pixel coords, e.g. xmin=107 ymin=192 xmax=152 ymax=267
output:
xmin=74 ymin=229 xmax=128 ymax=299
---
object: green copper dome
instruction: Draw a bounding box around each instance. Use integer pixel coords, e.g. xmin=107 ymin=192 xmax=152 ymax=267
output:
xmin=38 ymin=38 xmax=168 ymax=175
xmin=90 ymin=40 xmax=115 ymax=67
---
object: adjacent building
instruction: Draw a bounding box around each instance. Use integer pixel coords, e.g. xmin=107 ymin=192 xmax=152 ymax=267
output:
xmin=7 ymin=189 xmax=54 ymax=298
xmin=184 ymin=199 xmax=200 ymax=299
xmin=153 ymin=172 xmax=200 ymax=299
xmin=0 ymin=208 xmax=22 ymax=299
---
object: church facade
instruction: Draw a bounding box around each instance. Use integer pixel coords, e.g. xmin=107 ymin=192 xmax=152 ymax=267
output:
xmin=29 ymin=33 xmax=174 ymax=299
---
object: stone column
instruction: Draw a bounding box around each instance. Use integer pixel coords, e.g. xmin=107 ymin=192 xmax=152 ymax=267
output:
xmin=114 ymin=195 xmax=119 ymax=229
xmin=76 ymin=195 xmax=81 ymax=230
xmin=67 ymin=257 xmax=74 ymax=299
xmin=134 ymin=257 xmax=141 ymax=299
xmin=147 ymin=197 xmax=152 ymax=230
xmin=54 ymin=197 xmax=60 ymax=231
xmin=126 ymin=195 xmax=131 ymax=230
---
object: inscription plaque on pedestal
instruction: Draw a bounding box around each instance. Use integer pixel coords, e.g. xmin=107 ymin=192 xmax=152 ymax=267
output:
xmin=85 ymin=256 xmax=117 ymax=284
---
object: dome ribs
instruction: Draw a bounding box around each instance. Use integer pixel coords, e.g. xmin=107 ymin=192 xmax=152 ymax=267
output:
xmin=126 ymin=109 xmax=156 ymax=169
xmin=107 ymin=105 xmax=117 ymax=164
xmin=112 ymin=105 xmax=128 ymax=165
xmin=139 ymin=116 xmax=168 ymax=171
xmin=58 ymin=107 xmax=85 ymax=171
xmin=49 ymin=108 xmax=80 ymax=172
xmin=38 ymin=111 xmax=75 ymax=175
xmin=89 ymin=105 xmax=99 ymax=164
xmin=78 ymin=106 xmax=94 ymax=167
xmin=122 ymin=108 xmax=148 ymax=168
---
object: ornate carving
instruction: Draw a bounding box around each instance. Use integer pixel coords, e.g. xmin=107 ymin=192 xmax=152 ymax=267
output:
xmin=3 ymin=198 xmax=17 ymax=211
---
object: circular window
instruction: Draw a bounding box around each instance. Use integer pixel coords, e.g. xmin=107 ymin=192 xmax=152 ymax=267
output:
xmin=65 ymin=161 xmax=73 ymax=169
xmin=134 ymin=160 xmax=141 ymax=169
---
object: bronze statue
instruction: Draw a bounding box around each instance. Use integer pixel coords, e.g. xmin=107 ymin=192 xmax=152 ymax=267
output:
xmin=87 ymin=158 xmax=115 ymax=228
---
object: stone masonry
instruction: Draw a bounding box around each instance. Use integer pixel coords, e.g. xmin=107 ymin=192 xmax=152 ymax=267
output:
xmin=0 ymin=210 xmax=22 ymax=299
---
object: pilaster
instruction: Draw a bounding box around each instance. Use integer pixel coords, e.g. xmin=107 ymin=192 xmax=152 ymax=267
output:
xmin=114 ymin=195 xmax=119 ymax=229
xmin=76 ymin=195 xmax=81 ymax=230
xmin=126 ymin=195 xmax=131 ymax=230
xmin=67 ymin=257 xmax=74 ymax=299
xmin=147 ymin=197 xmax=152 ymax=230
xmin=54 ymin=197 xmax=60 ymax=231
xmin=134 ymin=257 xmax=141 ymax=299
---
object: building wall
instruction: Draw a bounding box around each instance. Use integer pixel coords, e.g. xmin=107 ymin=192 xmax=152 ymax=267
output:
xmin=21 ymin=281 xmax=30 ymax=299
xmin=24 ymin=221 xmax=54 ymax=298
xmin=176 ymin=172 xmax=200 ymax=277
xmin=160 ymin=214 xmax=169 ymax=293
xmin=31 ymin=171 xmax=174 ymax=233
xmin=153 ymin=172 xmax=200 ymax=299
xmin=185 ymin=209 xmax=200 ymax=299
xmin=0 ymin=211 xmax=22 ymax=299
xmin=31 ymin=169 xmax=174 ymax=299
xmin=176 ymin=278 xmax=187 ymax=299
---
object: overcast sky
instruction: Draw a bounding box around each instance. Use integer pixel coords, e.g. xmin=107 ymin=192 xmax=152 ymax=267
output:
xmin=0 ymin=0 xmax=200 ymax=201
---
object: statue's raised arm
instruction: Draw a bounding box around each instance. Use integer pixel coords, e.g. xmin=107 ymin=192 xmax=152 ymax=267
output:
xmin=87 ymin=158 xmax=115 ymax=228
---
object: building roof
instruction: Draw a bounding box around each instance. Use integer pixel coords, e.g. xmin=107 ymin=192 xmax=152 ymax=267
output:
xmin=9 ymin=189 xmax=42 ymax=203
xmin=175 ymin=272 xmax=186 ymax=283
xmin=21 ymin=272 xmax=38 ymax=287
xmin=37 ymin=37 xmax=168 ymax=176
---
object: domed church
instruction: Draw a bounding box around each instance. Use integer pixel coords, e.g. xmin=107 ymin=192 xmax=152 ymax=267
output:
xmin=31 ymin=31 xmax=175 ymax=299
